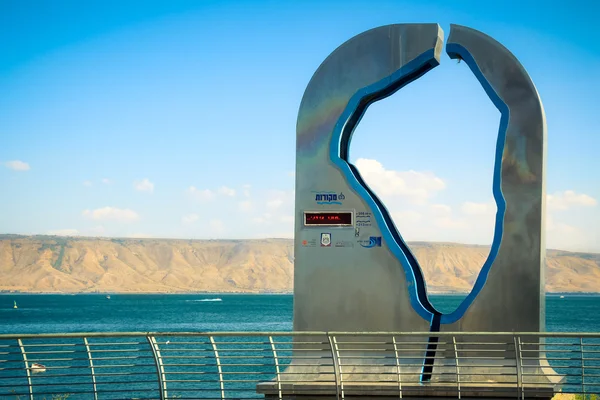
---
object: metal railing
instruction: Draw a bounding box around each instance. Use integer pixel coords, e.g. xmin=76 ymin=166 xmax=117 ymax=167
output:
xmin=0 ymin=331 xmax=598 ymax=399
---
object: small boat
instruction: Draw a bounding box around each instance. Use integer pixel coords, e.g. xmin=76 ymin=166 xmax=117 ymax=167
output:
xmin=31 ymin=363 xmax=46 ymax=373
xmin=560 ymin=295 xmax=565 ymax=299
xmin=13 ymin=301 xmax=17 ymax=309
xmin=106 ymin=295 xmax=111 ymax=300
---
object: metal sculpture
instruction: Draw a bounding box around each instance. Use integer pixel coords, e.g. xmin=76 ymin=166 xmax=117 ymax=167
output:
xmin=294 ymin=23 xmax=546 ymax=335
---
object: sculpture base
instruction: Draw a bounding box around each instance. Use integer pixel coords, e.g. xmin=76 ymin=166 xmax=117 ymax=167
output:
xmin=257 ymin=382 xmax=556 ymax=399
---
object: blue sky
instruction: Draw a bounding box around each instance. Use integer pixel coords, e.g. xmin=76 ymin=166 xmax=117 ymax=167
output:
xmin=1 ymin=0 xmax=598 ymax=252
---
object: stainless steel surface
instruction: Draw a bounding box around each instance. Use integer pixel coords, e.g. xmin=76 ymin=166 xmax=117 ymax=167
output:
xmin=294 ymin=22 xmax=547 ymax=334
xmin=147 ymin=336 xmax=167 ymax=400
xmin=294 ymin=23 xmax=442 ymax=334
xmin=0 ymin=331 xmax=598 ymax=399
xmin=445 ymin=24 xmax=547 ymax=332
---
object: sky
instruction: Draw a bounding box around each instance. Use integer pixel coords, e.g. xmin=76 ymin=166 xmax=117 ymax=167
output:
xmin=1 ymin=0 xmax=598 ymax=252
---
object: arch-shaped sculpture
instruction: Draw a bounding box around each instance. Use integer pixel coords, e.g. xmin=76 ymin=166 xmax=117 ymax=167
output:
xmin=294 ymin=23 xmax=546 ymax=334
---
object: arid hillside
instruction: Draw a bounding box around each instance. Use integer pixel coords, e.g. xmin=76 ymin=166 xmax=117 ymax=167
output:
xmin=0 ymin=235 xmax=598 ymax=293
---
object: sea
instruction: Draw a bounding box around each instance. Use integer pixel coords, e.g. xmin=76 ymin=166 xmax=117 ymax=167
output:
xmin=1 ymin=293 xmax=599 ymax=334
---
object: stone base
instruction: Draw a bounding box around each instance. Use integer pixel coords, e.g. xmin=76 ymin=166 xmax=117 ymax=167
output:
xmin=256 ymin=382 xmax=556 ymax=399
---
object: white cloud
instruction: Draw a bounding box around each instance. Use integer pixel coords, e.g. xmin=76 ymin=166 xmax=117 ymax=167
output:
xmin=355 ymin=158 xmax=445 ymax=204
xmin=101 ymin=178 xmax=112 ymax=185
xmin=267 ymin=199 xmax=284 ymax=209
xmin=546 ymin=214 xmax=590 ymax=251
xmin=134 ymin=178 xmax=154 ymax=193
xmin=462 ymin=200 xmax=496 ymax=215
xmin=47 ymin=229 xmax=80 ymax=236
xmin=187 ymin=186 xmax=215 ymax=201
xmin=429 ymin=204 xmax=452 ymax=217
xmin=4 ymin=160 xmax=30 ymax=171
xmin=266 ymin=190 xmax=293 ymax=208
xmin=547 ymin=190 xmax=597 ymax=211
xmin=238 ymin=200 xmax=253 ymax=212
xmin=425 ymin=204 xmax=467 ymax=230
xmin=279 ymin=215 xmax=294 ymax=224
xmin=252 ymin=213 xmax=273 ymax=225
xmin=242 ymin=184 xmax=251 ymax=198
xmin=83 ymin=180 xmax=93 ymax=187
xmin=82 ymin=207 xmax=139 ymax=222
xmin=182 ymin=213 xmax=199 ymax=224
xmin=392 ymin=210 xmax=422 ymax=224
xmin=217 ymin=186 xmax=236 ymax=197
xmin=433 ymin=216 xmax=468 ymax=230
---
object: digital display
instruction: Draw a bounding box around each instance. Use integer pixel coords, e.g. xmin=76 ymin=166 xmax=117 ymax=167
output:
xmin=304 ymin=211 xmax=353 ymax=227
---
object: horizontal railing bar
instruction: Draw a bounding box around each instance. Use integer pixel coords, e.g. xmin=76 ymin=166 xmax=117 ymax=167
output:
xmin=166 ymin=363 xmax=284 ymax=367
xmin=454 ymin=342 xmax=520 ymax=345
xmin=162 ymin=363 xmax=276 ymax=367
xmin=16 ymin=342 xmax=147 ymax=347
xmin=1 ymin=348 xmax=151 ymax=355
xmin=6 ymin=389 xmax=158 ymax=396
xmin=523 ymin=356 xmax=585 ymax=361
xmin=163 ymin=398 xmax=264 ymax=400
xmin=161 ymin=348 xmax=273 ymax=352
xmin=336 ymin=341 xmax=448 ymax=345
xmin=164 ymin=372 xmax=272 ymax=376
xmin=325 ymin=348 xmax=460 ymax=352
xmin=452 ymin=349 xmax=516 ymax=353
xmin=0 ymin=379 xmax=159 ymax=388
xmin=1 ymin=350 xmax=81 ymax=355
xmin=337 ymin=355 xmax=450 ymax=359
xmin=270 ymin=341 xmax=326 ymax=344
xmin=455 ymin=356 xmax=518 ymax=360
xmin=13 ymin=355 xmax=154 ymax=363
xmin=0 ymin=371 xmax=159 ymax=379
xmin=0 ymin=363 xmax=156 ymax=371
xmin=163 ymin=370 xmax=333 ymax=375
xmin=522 ymin=373 xmax=588 ymax=376
xmin=89 ymin=349 xmax=150 ymax=353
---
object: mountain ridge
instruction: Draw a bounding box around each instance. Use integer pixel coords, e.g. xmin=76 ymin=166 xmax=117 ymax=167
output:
xmin=1 ymin=235 xmax=598 ymax=294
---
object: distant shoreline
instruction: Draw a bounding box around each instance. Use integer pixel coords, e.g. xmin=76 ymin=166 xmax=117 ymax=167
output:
xmin=2 ymin=291 xmax=599 ymax=296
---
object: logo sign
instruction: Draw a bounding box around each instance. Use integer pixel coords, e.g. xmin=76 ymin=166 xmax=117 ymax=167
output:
xmin=302 ymin=238 xmax=317 ymax=247
xmin=334 ymin=241 xmax=354 ymax=248
xmin=358 ymin=236 xmax=382 ymax=248
xmin=314 ymin=191 xmax=345 ymax=205
xmin=320 ymin=233 xmax=332 ymax=247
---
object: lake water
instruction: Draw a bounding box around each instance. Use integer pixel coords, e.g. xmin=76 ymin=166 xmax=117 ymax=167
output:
xmin=2 ymin=293 xmax=599 ymax=334
xmin=1 ymin=294 xmax=599 ymax=399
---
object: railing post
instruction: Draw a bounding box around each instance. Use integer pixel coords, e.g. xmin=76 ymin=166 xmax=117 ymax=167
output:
xmin=333 ymin=336 xmax=345 ymax=400
xmin=327 ymin=333 xmax=341 ymax=400
xmin=453 ymin=336 xmax=461 ymax=400
xmin=392 ymin=336 xmax=403 ymax=399
xmin=147 ymin=336 xmax=168 ymax=400
xmin=210 ymin=336 xmax=226 ymax=400
xmin=514 ymin=336 xmax=523 ymax=400
xmin=269 ymin=336 xmax=282 ymax=400
xmin=17 ymin=338 xmax=33 ymax=400
xmin=580 ymin=337 xmax=586 ymax=397
xmin=83 ymin=337 xmax=98 ymax=400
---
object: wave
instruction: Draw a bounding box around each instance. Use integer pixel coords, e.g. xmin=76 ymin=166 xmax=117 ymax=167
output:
xmin=187 ymin=298 xmax=222 ymax=302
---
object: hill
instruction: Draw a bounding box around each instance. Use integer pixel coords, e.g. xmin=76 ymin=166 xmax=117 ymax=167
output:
xmin=0 ymin=235 xmax=598 ymax=293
